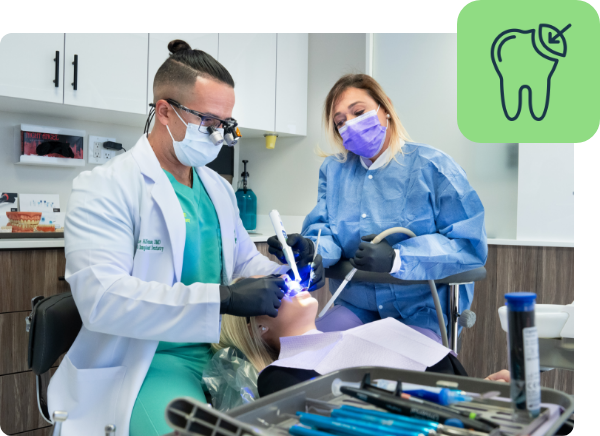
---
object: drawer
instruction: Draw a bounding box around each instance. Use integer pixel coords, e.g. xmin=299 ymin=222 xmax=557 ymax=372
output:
xmin=0 ymin=249 xmax=70 ymax=313
xmin=0 ymin=311 xmax=64 ymax=375
xmin=0 ymin=369 xmax=55 ymax=434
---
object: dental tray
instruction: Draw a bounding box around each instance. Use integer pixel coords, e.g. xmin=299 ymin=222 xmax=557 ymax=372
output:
xmin=163 ymin=366 xmax=574 ymax=436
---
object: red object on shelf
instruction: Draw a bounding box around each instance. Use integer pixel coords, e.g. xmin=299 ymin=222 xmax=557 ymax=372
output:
xmin=6 ymin=211 xmax=42 ymax=232
xmin=21 ymin=131 xmax=84 ymax=159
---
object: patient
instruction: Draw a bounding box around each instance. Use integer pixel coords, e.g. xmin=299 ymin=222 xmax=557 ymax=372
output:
xmin=213 ymin=277 xmax=510 ymax=397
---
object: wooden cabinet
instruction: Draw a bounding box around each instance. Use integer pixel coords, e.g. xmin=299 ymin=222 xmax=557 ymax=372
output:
xmin=0 ymin=249 xmax=70 ymax=314
xmin=0 ymin=369 xmax=54 ymax=434
xmin=218 ymin=34 xmax=277 ymax=132
xmin=276 ymin=34 xmax=308 ymax=135
xmin=0 ymin=249 xmax=67 ymax=435
xmin=63 ymin=34 xmax=148 ymax=114
xmin=0 ymin=33 xmax=309 ymax=135
xmin=0 ymin=34 xmax=65 ymax=103
xmin=147 ymin=34 xmax=219 ymax=113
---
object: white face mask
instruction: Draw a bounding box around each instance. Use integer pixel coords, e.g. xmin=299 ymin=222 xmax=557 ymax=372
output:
xmin=166 ymin=105 xmax=224 ymax=167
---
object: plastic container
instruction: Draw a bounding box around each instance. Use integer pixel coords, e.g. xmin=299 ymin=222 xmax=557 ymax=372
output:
xmin=505 ymin=292 xmax=541 ymax=420
xmin=498 ymin=304 xmax=570 ymax=339
xmin=235 ymin=160 xmax=257 ymax=231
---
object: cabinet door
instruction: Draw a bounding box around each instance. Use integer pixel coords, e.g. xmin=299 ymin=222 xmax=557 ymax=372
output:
xmin=276 ymin=34 xmax=308 ymax=135
xmin=218 ymin=34 xmax=276 ymax=132
xmin=147 ymin=34 xmax=219 ymax=113
xmin=63 ymin=34 xmax=148 ymax=114
xmin=0 ymin=34 xmax=64 ymax=103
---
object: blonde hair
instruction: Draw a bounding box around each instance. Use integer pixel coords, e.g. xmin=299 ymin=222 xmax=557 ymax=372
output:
xmin=317 ymin=74 xmax=412 ymax=165
xmin=212 ymin=278 xmax=277 ymax=372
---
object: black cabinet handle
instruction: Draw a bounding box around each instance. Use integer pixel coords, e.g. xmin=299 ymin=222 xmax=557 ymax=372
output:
xmin=58 ymin=276 xmax=65 ymax=281
xmin=71 ymin=54 xmax=78 ymax=90
xmin=53 ymin=51 xmax=59 ymax=88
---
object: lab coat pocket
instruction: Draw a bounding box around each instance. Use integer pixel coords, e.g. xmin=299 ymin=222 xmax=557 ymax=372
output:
xmin=55 ymin=355 xmax=127 ymax=425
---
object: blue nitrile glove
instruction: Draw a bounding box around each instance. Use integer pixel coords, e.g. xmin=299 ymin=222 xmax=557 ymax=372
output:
xmin=349 ymin=234 xmax=396 ymax=273
xmin=286 ymin=254 xmax=325 ymax=292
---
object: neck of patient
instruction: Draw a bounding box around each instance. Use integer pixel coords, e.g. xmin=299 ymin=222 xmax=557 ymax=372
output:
xmin=273 ymin=322 xmax=319 ymax=353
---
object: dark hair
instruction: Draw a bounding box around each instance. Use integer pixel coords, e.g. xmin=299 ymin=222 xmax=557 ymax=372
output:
xmin=152 ymin=39 xmax=234 ymax=103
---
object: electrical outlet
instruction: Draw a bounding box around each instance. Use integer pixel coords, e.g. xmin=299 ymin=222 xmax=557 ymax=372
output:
xmin=89 ymin=135 xmax=117 ymax=165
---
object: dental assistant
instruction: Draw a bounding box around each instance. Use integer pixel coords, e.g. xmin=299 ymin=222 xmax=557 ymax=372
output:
xmin=268 ymin=74 xmax=487 ymax=340
xmin=47 ymin=40 xmax=322 ymax=436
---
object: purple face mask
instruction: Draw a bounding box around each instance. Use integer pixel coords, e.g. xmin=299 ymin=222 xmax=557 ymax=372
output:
xmin=338 ymin=105 xmax=387 ymax=158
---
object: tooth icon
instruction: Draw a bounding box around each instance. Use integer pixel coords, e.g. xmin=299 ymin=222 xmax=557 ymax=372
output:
xmin=491 ymin=24 xmax=570 ymax=121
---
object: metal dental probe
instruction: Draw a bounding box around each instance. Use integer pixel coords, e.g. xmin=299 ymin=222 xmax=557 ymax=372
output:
xmin=306 ymin=229 xmax=321 ymax=291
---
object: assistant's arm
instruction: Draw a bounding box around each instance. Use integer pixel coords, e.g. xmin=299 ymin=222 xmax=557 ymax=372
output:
xmin=390 ymin=169 xmax=488 ymax=281
xmin=65 ymin=169 xmax=221 ymax=343
xmin=301 ymin=160 xmax=343 ymax=268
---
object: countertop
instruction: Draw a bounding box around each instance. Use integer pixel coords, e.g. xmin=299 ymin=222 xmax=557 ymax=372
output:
xmin=0 ymin=215 xmax=574 ymax=249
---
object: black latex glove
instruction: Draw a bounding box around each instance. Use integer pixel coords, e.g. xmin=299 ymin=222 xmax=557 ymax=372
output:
xmin=267 ymin=233 xmax=314 ymax=268
xmin=286 ymin=254 xmax=325 ymax=292
xmin=219 ymin=276 xmax=288 ymax=318
xmin=349 ymin=234 xmax=396 ymax=273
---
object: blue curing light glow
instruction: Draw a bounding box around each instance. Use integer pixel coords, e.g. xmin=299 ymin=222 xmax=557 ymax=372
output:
xmin=283 ymin=274 xmax=306 ymax=297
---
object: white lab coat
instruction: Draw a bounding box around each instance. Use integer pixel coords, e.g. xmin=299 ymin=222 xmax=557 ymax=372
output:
xmin=47 ymin=135 xmax=287 ymax=436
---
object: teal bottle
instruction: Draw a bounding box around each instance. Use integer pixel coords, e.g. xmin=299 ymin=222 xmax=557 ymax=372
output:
xmin=235 ymin=160 xmax=257 ymax=231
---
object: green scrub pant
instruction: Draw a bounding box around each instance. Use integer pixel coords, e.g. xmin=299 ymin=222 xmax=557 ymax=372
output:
xmin=129 ymin=343 xmax=213 ymax=436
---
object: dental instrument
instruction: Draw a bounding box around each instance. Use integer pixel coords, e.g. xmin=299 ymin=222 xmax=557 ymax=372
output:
xmin=318 ymin=227 xmax=449 ymax=348
xmin=296 ymin=412 xmax=429 ymax=436
xmin=318 ymin=228 xmax=416 ymax=319
xmin=331 ymin=378 xmax=472 ymax=406
xmin=306 ymin=229 xmax=321 ymax=291
xmin=339 ymin=385 xmax=497 ymax=433
xmin=269 ymin=210 xmax=301 ymax=282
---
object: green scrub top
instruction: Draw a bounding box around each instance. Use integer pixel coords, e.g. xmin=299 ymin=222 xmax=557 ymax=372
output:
xmin=130 ymin=168 xmax=222 ymax=436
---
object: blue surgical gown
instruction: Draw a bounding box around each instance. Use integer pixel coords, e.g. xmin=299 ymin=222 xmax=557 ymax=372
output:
xmin=301 ymin=142 xmax=488 ymax=336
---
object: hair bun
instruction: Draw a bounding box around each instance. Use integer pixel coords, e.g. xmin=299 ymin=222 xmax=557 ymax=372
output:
xmin=168 ymin=39 xmax=192 ymax=54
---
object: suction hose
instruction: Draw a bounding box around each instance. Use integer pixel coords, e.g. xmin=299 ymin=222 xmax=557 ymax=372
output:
xmin=322 ymin=227 xmax=449 ymax=348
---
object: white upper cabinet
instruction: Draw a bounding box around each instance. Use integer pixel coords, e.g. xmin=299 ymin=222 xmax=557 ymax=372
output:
xmin=276 ymin=34 xmax=308 ymax=136
xmin=218 ymin=34 xmax=277 ymax=132
xmin=147 ymin=34 xmax=219 ymax=112
xmin=0 ymin=34 xmax=65 ymax=104
xmin=63 ymin=34 xmax=148 ymax=114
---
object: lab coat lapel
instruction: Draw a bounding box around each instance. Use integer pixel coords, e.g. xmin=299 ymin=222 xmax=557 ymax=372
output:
xmin=131 ymin=136 xmax=185 ymax=282
xmin=196 ymin=166 xmax=234 ymax=282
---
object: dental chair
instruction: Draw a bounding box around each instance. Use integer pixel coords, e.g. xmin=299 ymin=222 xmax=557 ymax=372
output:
xmin=25 ymin=292 xmax=82 ymax=424
xmin=325 ymin=260 xmax=487 ymax=353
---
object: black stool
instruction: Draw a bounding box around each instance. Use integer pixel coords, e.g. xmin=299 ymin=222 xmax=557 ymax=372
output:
xmin=325 ymin=260 xmax=487 ymax=353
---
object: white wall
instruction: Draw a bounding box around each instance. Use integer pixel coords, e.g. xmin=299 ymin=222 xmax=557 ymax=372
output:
xmin=0 ymin=110 xmax=143 ymax=210
xmin=372 ymin=34 xmax=519 ymax=239
xmin=238 ymin=33 xmax=366 ymax=217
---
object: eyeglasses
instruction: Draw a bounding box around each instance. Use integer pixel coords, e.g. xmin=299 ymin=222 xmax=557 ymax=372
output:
xmin=165 ymin=98 xmax=236 ymax=129
xmin=144 ymin=99 xmax=239 ymax=136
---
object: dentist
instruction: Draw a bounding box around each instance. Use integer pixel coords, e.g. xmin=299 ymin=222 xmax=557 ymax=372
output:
xmin=48 ymin=40 xmax=323 ymax=436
